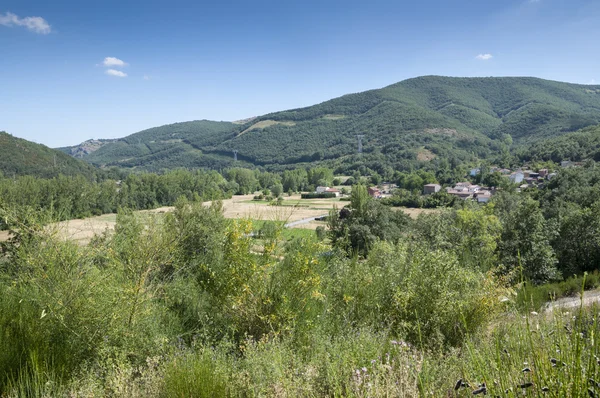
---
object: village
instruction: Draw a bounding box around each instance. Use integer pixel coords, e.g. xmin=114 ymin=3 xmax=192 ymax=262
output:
xmin=309 ymin=161 xmax=584 ymax=206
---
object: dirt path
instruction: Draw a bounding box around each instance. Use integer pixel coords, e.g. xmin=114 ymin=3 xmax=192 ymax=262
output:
xmin=544 ymin=289 xmax=600 ymax=311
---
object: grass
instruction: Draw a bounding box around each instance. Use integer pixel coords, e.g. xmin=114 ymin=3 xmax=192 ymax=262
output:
xmin=420 ymin=274 xmax=600 ymax=397
xmin=281 ymin=228 xmax=316 ymax=240
xmin=421 ymin=306 xmax=600 ymax=397
xmin=516 ymin=271 xmax=600 ymax=312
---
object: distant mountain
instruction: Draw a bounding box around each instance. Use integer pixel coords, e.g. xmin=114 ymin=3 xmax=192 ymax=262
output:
xmin=0 ymin=132 xmax=99 ymax=178
xmin=61 ymin=76 xmax=600 ymax=171
xmin=58 ymin=138 xmax=118 ymax=158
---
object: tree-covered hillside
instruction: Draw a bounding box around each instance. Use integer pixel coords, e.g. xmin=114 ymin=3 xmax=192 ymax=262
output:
xmin=518 ymin=124 xmax=600 ymax=163
xmin=61 ymin=76 xmax=600 ymax=172
xmin=0 ymin=132 xmax=100 ymax=179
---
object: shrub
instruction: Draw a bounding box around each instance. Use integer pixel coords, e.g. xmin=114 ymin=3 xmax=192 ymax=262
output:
xmin=323 ymin=242 xmax=508 ymax=348
xmin=301 ymin=192 xmax=337 ymax=199
xmin=161 ymin=349 xmax=229 ymax=398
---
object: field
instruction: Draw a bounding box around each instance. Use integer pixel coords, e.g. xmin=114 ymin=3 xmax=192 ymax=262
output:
xmin=0 ymin=195 xmax=440 ymax=245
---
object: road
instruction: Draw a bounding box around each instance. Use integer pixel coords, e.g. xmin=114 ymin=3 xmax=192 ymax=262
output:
xmin=544 ymin=289 xmax=600 ymax=312
xmin=284 ymin=214 xmax=328 ymax=228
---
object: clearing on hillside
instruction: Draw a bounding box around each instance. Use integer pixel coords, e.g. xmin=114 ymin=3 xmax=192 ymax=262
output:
xmin=417 ymin=148 xmax=436 ymax=161
xmin=238 ymin=120 xmax=296 ymax=136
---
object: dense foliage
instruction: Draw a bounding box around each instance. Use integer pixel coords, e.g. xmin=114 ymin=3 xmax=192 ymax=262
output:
xmin=59 ymin=76 xmax=600 ymax=173
xmin=0 ymin=132 xmax=100 ymax=179
xmin=0 ymin=169 xmax=232 ymax=222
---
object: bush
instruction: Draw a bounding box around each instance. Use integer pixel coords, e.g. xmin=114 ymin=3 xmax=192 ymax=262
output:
xmin=161 ymin=349 xmax=229 ymax=398
xmin=301 ymin=192 xmax=337 ymax=199
xmin=315 ymin=226 xmax=326 ymax=241
xmin=323 ymin=242 xmax=508 ymax=348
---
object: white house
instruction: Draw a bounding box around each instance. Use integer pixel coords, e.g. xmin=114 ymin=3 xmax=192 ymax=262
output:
xmin=509 ymin=171 xmax=524 ymax=184
xmin=475 ymin=190 xmax=492 ymax=203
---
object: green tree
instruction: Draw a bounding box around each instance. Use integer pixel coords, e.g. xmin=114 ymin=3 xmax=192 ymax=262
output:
xmin=498 ymin=197 xmax=558 ymax=283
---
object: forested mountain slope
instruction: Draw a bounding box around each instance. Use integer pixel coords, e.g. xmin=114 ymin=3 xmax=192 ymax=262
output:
xmin=519 ymin=124 xmax=600 ymax=163
xmin=0 ymin=132 xmax=99 ymax=179
xmin=61 ymin=76 xmax=600 ymax=171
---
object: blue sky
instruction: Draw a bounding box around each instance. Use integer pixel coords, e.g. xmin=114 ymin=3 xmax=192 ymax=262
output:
xmin=1 ymin=0 xmax=599 ymax=147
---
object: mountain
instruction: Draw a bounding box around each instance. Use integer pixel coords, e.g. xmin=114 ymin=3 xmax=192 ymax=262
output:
xmin=59 ymin=120 xmax=239 ymax=171
xmin=519 ymin=123 xmax=600 ymax=163
xmin=0 ymin=131 xmax=99 ymax=179
xmin=61 ymin=76 xmax=600 ymax=171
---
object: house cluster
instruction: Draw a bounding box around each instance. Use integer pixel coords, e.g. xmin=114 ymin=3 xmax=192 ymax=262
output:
xmin=424 ymin=182 xmax=493 ymax=203
xmin=560 ymin=160 xmax=586 ymax=168
xmin=506 ymin=168 xmax=557 ymax=190
xmin=368 ymin=187 xmax=382 ymax=198
xmin=422 ymin=166 xmax=562 ymax=204
xmin=367 ymin=183 xmax=397 ymax=198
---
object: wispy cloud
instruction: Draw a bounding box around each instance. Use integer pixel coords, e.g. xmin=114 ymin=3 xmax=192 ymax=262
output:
xmin=143 ymin=75 xmax=150 ymax=80
xmin=103 ymin=57 xmax=127 ymax=68
xmin=0 ymin=11 xmax=51 ymax=34
xmin=589 ymin=79 xmax=598 ymax=85
xmin=105 ymin=69 xmax=127 ymax=78
xmin=475 ymin=53 xmax=493 ymax=61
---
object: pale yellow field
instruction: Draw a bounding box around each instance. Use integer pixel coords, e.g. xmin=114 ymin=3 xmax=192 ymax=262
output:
xmin=0 ymin=195 xmax=439 ymax=245
xmin=149 ymin=194 xmax=337 ymax=222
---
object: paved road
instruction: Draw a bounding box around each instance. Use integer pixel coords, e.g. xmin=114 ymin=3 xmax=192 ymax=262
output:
xmin=284 ymin=214 xmax=328 ymax=228
xmin=545 ymin=289 xmax=600 ymax=312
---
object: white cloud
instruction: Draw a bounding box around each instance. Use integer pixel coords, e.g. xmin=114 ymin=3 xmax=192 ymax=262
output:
xmin=475 ymin=53 xmax=493 ymax=61
xmin=589 ymin=79 xmax=597 ymax=85
xmin=103 ymin=57 xmax=127 ymax=67
xmin=105 ymin=69 xmax=127 ymax=78
xmin=143 ymin=74 xmax=150 ymax=80
xmin=0 ymin=12 xmax=51 ymax=34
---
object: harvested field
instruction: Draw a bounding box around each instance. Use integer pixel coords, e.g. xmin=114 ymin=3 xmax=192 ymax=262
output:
xmin=53 ymin=214 xmax=117 ymax=245
xmin=0 ymin=196 xmax=441 ymax=245
xmin=150 ymin=194 xmax=341 ymax=223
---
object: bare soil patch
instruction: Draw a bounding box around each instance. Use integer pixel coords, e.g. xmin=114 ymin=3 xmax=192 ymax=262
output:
xmin=321 ymin=114 xmax=346 ymax=120
xmin=392 ymin=207 xmax=441 ymax=219
xmin=417 ymin=148 xmax=436 ymax=161
xmin=238 ymin=120 xmax=296 ymax=136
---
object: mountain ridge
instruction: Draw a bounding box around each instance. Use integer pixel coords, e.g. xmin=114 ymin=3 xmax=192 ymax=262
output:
xmin=0 ymin=131 xmax=100 ymax=179
xmin=59 ymin=75 xmax=600 ymax=172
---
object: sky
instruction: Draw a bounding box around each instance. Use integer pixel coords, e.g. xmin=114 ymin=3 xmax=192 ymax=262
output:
xmin=1 ymin=0 xmax=599 ymax=147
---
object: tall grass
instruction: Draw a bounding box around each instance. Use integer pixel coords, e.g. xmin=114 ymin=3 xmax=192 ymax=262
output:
xmin=421 ymin=277 xmax=600 ymax=397
xmin=516 ymin=271 xmax=600 ymax=311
